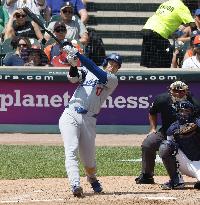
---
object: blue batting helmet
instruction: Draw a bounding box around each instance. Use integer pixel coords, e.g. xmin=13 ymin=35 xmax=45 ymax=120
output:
xmin=102 ymin=53 xmax=122 ymax=68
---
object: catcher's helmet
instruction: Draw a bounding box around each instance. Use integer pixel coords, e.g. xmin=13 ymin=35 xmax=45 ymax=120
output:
xmin=169 ymin=81 xmax=188 ymax=91
xmin=175 ymin=100 xmax=195 ymax=123
xmin=102 ymin=53 xmax=122 ymax=68
xmin=169 ymin=81 xmax=189 ymax=102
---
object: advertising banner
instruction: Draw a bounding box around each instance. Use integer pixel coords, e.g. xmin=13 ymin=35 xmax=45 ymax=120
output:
xmin=1 ymin=71 xmax=200 ymax=125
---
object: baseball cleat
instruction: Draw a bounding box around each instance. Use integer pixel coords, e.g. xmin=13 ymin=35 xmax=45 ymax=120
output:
xmin=161 ymin=181 xmax=185 ymax=190
xmin=194 ymin=181 xmax=200 ymax=189
xmin=135 ymin=173 xmax=155 ymax=184
xmin=72 ymin=186 xmax=84 ymax=197
xmin=91 ymin=180 xmax=103 ymax=193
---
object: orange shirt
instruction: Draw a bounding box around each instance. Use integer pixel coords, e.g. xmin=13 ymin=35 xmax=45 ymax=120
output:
xmin=44 ymin=43 xmax=83 ymax=67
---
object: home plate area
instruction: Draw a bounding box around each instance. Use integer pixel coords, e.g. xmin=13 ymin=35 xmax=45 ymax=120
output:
xmin=0 ymin=176 xmax=199 ymax=205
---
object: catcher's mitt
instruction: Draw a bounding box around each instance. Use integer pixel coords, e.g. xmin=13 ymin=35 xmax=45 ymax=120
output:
xmin=178 ymin=123 xmax=197 ymax=135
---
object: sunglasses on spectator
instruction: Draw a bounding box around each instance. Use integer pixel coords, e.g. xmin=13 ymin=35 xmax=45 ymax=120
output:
xmin=16 ymin=13 xmax=27 ymax=18
xmin=54 ymin=27 xmax=67 ymax=33
xmin=18 ymin=43 xmax=27 ymax=47
xmin=62 ymin=9 xmax=73 ymax=14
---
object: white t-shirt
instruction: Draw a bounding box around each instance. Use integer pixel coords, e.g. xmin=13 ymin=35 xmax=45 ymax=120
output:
xmin=4 ymin=0 xmax=46 ymax=16
xmin=182 ymin=56 xmax=200 ymax=69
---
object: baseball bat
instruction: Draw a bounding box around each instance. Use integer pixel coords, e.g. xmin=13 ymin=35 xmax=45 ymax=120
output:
xmin=22 ymin=7 xmax=63 ymax=46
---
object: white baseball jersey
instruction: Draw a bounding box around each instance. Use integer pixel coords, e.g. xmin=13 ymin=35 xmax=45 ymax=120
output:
xmin=67 ymin=67 xmax=118 ymax=115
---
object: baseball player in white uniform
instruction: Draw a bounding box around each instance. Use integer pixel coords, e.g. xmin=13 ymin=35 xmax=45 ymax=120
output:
xmin=59 ymin=45 xmax=123 ymax=197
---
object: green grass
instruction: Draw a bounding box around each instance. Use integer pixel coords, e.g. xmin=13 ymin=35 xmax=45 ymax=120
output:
xmin=0 ymin=145 xmax=167 ymax=179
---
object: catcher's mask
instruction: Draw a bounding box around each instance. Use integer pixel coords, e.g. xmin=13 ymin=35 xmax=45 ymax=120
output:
xmin=176 ymin=100 xmax=194 ymax=124
xmin=169 ymin=81 xmax=188 ymax=102
xmin=102 ymin=53 xmax=122 ymax=68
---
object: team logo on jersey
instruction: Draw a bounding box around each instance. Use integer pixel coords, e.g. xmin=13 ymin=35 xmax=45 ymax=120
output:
xmin=81 ymin=79 xmax=98 ymax=87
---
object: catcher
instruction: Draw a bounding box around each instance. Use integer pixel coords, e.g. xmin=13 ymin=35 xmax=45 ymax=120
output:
xmin=159 ymin=100 xmax=200 ymax=190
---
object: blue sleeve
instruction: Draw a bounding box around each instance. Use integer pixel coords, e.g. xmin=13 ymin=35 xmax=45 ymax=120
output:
xmin=75 ymin=0 xmax=85 ymax=12
xmin=76 ymin=52 xmax=107 ymax=84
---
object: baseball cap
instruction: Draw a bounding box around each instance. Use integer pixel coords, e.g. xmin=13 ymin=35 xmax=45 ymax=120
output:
xmin=60 ymin=1 xmax=74 ymax=11
xmin=191 ymin=30 xmax=200 ymax=39
xmin=195 ymin=8 xmax=200 ymax=16
xmin=53 ymin=21 xmax=66 ymax=31
xmin=193 ymin=35 xmax=200 ymax=47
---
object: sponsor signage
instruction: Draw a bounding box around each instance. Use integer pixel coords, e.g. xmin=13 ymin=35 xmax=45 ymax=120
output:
xmin=1 ymin=68 xmax=200 ymax=82
xmin=0 ymin=69 xmax=200 ymax=125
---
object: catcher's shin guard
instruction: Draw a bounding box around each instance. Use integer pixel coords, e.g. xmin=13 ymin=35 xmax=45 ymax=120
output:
xmin=159 ymin=140 xmax=184 ymax=184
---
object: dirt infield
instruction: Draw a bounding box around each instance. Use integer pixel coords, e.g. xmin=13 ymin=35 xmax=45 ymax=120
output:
xmin=0 ymin=133 xmax=199 ymax=205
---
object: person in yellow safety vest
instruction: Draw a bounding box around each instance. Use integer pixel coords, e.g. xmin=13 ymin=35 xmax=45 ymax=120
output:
xmin=140 ymin=0 xmax=195 ymax=68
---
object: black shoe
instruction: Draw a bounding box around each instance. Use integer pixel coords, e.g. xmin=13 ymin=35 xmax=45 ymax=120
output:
xmin=135 ymin=173 xmax=155 ymax=184
xmin=194 ymin=181 xmax=200 ymax=189
xmin=87 ymin=177 xmax=103 ymax=193
xmin=91 ymin=180 xmax=103 ymax=193
xmin=72 ymin=186 xmax=84 ymax=197
xmin=161 ymin=181 xmax=185 ymax=190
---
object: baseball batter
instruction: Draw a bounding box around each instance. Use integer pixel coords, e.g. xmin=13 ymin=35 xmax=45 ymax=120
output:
xmin=59 ymin=46 xmax=122 ymax=197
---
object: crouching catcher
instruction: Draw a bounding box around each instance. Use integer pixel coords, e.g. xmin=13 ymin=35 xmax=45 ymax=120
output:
xmin=159 ymin=100 xmax=200 ymax=190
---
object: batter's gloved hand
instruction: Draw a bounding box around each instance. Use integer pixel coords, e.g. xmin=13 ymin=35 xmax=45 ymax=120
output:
xmin=63 ymin=45 xmax=78 ymax=56
xmin=67 ymin=54 xmax=78 ymax=67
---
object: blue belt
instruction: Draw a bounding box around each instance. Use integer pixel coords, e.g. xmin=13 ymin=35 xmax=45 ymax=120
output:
xmin=74 ymin=107 xmax=88 ymax=114
xmin=66 ymin=105 xmax=97 ymax=117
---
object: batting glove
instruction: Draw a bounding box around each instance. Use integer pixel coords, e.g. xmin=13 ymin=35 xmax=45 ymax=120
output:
xmin=63 ymin=45 xmax=78 ymax=56
xmin=67 ymin=54 xmax=78 ymax=67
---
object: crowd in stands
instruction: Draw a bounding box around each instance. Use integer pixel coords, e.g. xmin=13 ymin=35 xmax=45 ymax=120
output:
xmin=0 ymin=0 xmax=88 ymax=67
xmin=0 ymin=0 xmax=200 ymax=68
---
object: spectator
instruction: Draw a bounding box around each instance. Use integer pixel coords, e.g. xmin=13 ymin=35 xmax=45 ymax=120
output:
xmin=4 ymin=0 xmax=47 ymax=17
xmin=46 ymin=0 xmax=88 ymax=24
xmin=183 ymin=30 xmax=200 ymax=60
xmin=171 ymin=9 xmax=200 ymax=67
xmin=159 ymin=100 xmax=200 ymax=190
xmin=4 ymin=8 xmax=43 ymax=41
xmin=24 ymin=48 xmax=49 ymax=66
xmin=174 ymin=9 xmax=200 ymax=45
xmin=195 ymin=9 xmax=200 ymax=29
xmin=44 ymin=21 xmax=82 ymax=67
xmin=3 ymin=36 xmax=31 ymax=66
xmin=0 ymin=5 xmax=9 ymax=34
xmin=44 ymin=2 xmax=89 ymax=45
xmin=135 ymin=81 xmax=200 ymax=184
xmin=182 ymin=35 xmax=200 ymax=69
xmin=140 ymin=0 xmax=195 ymax=68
